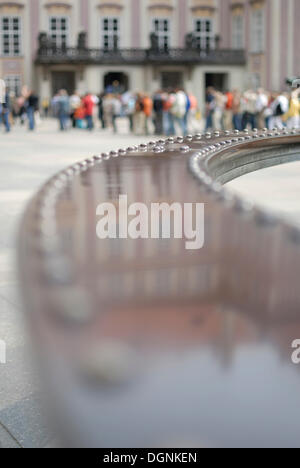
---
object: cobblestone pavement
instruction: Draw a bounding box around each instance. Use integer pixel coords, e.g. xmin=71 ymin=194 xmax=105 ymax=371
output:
xmin=0 ymin=119 xmax=299 ymax=447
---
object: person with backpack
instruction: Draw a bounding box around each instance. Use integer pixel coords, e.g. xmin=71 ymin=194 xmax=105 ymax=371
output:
xmin=269 ymin=92 xmax=289 ymax=129
xmin=26 ymin=91 xmax=39 ymax=131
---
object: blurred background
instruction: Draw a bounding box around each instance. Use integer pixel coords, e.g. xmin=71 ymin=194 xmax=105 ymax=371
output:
xmin=0 ymin=0 xmax=299 ymax=106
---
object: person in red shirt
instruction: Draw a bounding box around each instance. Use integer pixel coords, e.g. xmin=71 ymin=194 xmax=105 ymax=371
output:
xmin=82 ymin=93 xmax=95 ymax=131
xmin=143 ymin=94 xmax=153 ymax=135
xmin=224 ymin=90 xmax=234 ymax=130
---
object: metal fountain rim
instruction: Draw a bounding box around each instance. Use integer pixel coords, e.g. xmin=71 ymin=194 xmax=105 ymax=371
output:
xmin=17 ymin=127 xmax=300 ymax=287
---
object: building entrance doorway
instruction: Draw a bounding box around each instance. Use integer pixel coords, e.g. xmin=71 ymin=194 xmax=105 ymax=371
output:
xmin=205 ymin=73 xmax=228 ymax=92
xmin=161 ymin=71 xmax=183 ymax=90
xmin=104 ymin=72 xmax=129 ymax=93
xmin=52 ymin=71 xmax=75 ymax=95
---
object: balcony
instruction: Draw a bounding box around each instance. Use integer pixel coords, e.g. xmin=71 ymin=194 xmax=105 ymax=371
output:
xmin=35 ymin=33 xmax=246 ymax=67
xmin=36 ymin=46 xmax=246 ymax=66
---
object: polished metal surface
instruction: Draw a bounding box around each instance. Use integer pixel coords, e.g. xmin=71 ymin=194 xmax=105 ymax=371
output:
xmin=18 ymin=129 xmax=300 ymax=448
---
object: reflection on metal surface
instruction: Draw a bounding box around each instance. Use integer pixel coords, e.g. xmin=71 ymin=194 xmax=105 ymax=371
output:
xmin=19 ymin=129 xmax=300 ymax=448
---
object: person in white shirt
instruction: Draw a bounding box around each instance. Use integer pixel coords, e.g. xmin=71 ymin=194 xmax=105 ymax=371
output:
xmin=171 ymin=89 xmax=187 ymax=135
xmin=256 ymin=88 xmax=268 ymax=129
xmin=269 ymin=92 xmax=289 ymax=129
xmin=69 ymin=92 xmax=81 ymax=128
xmin=0 ymin=79 xmax=5 ymax=104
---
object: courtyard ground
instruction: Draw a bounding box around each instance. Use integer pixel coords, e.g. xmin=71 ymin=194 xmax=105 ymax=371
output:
xmin=0 ymin=118 xmax=299 ymax=447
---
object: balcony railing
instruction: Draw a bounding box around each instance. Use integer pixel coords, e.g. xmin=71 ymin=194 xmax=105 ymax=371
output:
xmin=35 ymin=46 xmax=246 ymax=66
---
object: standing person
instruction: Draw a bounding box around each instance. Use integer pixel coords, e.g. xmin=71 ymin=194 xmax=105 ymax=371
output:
xmin=112 ymin=95 xmax=122 ymax=134
xmin=269 ymin=92 xmax=289 ymax=129
xmin=212 ymin=90 xmax=226 ymax=131
xmin=187 ymin=92 xmax=199 ymax=133
xmin=51 ymin=93 xmax=60 ymax=117
xmin=0 ymin=79 xmax=5 ymax=105
xmin=41 ymin=97 xmax=50 ymax=118
xmin=269 ymin=93 xmax=289 ymax=129
xmin=242 ymin=89 xmax=257 ymax=130
xmin=256 ymin=88 xmax=268 ymax=129
xmin=26 ymin=91 xmax=39 ymax=131
xmin=2 ymin=90 xmax=11 ymax=133
xmin=74 ymin=99 xmax=86 ymax=128
xmin=153 ymin=90 xmax=164 ymax=135
xmin=285 ymin=87 xmax=300 ymax=129
xmin=205 ymin=87 xmax=215 ymax=131
xmin=143 ymin=93 xmax=153 ymax=135
xmin=171 ymin=89 xmax=187 ymax=135
xmin=163 ymin=91 xmax=176 ymax=136
xmin=232 ymin=90 xmax=242 ymax=130
xmin=224 ymin=90 xmax=234 ymax=130
xmin=98 ymin=93 xmax=106 ymax=129
xmin=183 ymin=91 xmax=191 ymax=136
xmin=122 ymin=92 xmax=136 ymax=133
xmin=133 ymin=93 xmax=146 ymax=135
xmin=57 ymin=89 xmax=70 ymax=131
xmin=82 ymin=92 xmax=95 ymax=131
xmin=0 ymin=80 xmax=4 ymax=128
xmin=103 ymin=94 xmax=114 ymax=130
xmin=69 ymin=91 xmax=81 ymax=128
xmin=16 ymin=95 xmax=26 ymax=124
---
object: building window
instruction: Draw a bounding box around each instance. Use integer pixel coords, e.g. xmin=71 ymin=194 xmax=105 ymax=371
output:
xmin=194 ymin=18 xmax=214 ymax=50
xmin=0 ymin=16 xmax=21 ymax=56
xmin=152 ymin=18 xmax=170 ymax=50
xmin=4 ymin=75 xmax=22 ymax=95
xmin=101 ymin=17 xmax=120 ymax=50
xmin=232 ymin=14 xmax=244 ymax=49
xmin=250 ymin=8 xmax=264 ymax=53
xmin=49 ymin=16 xmax=69 ymax=48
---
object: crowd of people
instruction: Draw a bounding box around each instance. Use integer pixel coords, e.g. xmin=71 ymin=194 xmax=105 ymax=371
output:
xmin=49 ymin=87 xmax=200 ymax=136
xmin=205 ymin=87 xmax=300 ymax=131
xmin=1 ymin=81 xmax=300 ymax=135
xmin=0 ymin=87 xmax=39 ymax=133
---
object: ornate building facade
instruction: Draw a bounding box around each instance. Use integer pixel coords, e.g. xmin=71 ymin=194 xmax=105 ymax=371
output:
xmin=0 ymin=0 xmax=299 ymax=106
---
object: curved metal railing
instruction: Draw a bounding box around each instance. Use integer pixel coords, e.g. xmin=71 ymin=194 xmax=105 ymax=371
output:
xmin=18 ymin=129 xmax=300 ymax=448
